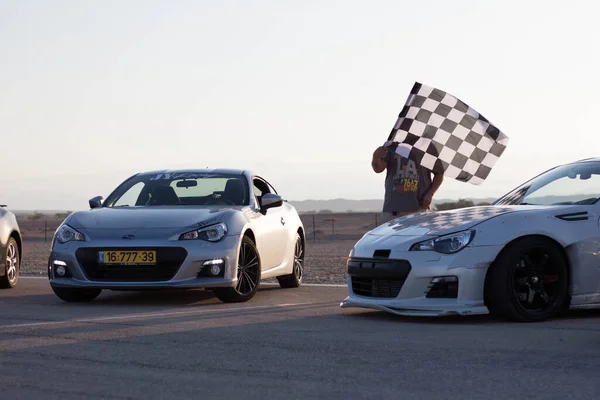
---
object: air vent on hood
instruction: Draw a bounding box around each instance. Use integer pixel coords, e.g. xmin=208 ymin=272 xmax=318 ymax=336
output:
xmin=555 ymin=211 xmax=588 ymax=221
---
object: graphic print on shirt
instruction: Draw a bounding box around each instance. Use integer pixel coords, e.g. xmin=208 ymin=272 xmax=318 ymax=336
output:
xmin=393 ymin=155 xmax=419 ymax=193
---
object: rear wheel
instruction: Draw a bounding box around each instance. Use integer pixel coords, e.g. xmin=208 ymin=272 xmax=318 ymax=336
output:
xmin=213 ymin=236 xmax=261 ymax=303
xmin=277 ymin=233 xmax=304 ymax=288
xmin=1 ymin=237 xmax=20 ymax=289
xmin=485 ymin=236 xmax=568 ymax=322
xmin=52 ymin=287 xmax=102 ymax=303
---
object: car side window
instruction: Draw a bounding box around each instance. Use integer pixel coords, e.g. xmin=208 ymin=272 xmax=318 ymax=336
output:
xmin=253 ymin=184 xmax=263 ymax=197
xmin=266 ymin=181 xmax=278 ymax=195
xmin=253 ymin=178 xmax=271 ymax=205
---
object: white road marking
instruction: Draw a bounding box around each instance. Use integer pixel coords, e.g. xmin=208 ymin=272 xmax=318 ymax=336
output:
xmin=304 ymin=283 xmax=346 ymax=287
xmin=0 ymin=320 xmax=66 ymax=329
xmin=261 ymin=282 xmax=347 ymax=288
xmin=19 ymin=275 xmax=348 ymax=287
xmin=0 ymin=302 xmax=314 ymax=330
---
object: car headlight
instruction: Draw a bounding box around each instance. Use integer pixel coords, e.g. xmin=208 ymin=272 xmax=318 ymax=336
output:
xmin=410 ymin=230 xmax=475 ymax=254
xmin=179 ymin=222 xmax=228 ymax=242
xmin=56 ymin=224 xmax=86 ymax=243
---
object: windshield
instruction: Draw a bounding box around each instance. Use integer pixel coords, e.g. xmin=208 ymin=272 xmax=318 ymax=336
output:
xmin=494 ymin=161 xmax=600 ymax=206
xmin=103 ymin=172 xmax=250 ymax=207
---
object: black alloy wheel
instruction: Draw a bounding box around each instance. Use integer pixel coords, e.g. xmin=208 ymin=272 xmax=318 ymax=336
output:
xmin=485 ymin=236 xmax=569 ymax=322
xmin=213 ymin=236 xmax=261 ymax=303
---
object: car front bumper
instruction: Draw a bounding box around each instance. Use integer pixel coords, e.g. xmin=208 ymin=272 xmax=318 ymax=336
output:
xmin=48 ymin=234 xmax=242 ymax=290
xmin=339 ymin=245 xmax=504 ymax=317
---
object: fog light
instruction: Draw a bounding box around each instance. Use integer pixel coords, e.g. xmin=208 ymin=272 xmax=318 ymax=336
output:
xmin=53 ymin=260 xmax=67 ymax=277
xmin=431 ymin=276 xmax=457 ymax=284
xmin=426 ymin=276 xmax=458 ymax=298
xmin=203 ymin=259 xmax=224 ymax=276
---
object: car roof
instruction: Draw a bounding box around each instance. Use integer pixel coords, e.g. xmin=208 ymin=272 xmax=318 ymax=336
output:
xmin=573 ymin=157 xmax=600 ymax=163
xmin=136 ymin=168 xmax=254 ymax=177
xmin=540 ymin=157 xmax=600 ymax=172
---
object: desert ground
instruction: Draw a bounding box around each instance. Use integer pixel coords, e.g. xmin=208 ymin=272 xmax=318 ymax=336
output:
xmin=16 ymin=212 xmax=384 ymax=284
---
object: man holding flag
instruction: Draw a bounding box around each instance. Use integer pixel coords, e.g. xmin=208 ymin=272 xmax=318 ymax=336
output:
xmin=371 ymin=81 xmax=510 ymax=223
xmin=372 ymin=143 xmax=444 ymax=221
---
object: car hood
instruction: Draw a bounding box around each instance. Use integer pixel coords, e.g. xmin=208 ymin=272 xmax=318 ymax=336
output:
xmin=67 ymin=207 xmax=238 ymax=230
xmin=369 ymin=205 xmax=552 ymax=238
xmin=351 ymin=204 xmax=589 ymax=256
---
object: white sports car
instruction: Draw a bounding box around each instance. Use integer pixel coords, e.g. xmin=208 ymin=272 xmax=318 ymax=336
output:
xmin=48 ymin=169 xmax=305 ymax=303
xmin=340 ymin=157 xmax=600 ymax=322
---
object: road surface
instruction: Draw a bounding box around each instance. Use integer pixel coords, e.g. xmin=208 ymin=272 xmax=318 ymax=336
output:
xmin=1 ymin=278 xmax=600 ymax=399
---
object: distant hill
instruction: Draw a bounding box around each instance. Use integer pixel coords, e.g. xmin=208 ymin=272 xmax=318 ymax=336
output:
xmin=10 ymin=194 xmax=598 ymax=217
xmin=10 ymin=210 xmax=71 ymax=216
xmin=287 ymin=197 xmax=498 ymax=213
xmin=286 ymin=199 xmax=383 ymax=213
xmin=11 ymin=199 xmax=495 ymax=216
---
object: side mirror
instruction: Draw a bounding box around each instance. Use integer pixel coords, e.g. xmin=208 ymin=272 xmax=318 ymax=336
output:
xmin=260 ymin=193 xmax=283 ymax=212
xmin=89 ymin=195 xmax=104 ymax=209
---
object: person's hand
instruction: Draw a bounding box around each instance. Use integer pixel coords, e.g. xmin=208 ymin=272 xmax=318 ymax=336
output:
xmin=373 ymin=146 xmax=388 ymax=160
xmin=420 ymin=192 xmax=433 ymax=210
xmin=371 ymin=145 xmax=390 ymax=173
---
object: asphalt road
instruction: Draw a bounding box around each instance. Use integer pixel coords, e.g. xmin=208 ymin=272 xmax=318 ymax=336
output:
xmin=1 ymin=278 xmax=600 ymax=400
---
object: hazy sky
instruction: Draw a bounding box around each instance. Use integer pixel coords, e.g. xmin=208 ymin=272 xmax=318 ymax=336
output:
xmin=1 ymin=0 xmax=599 ymax=210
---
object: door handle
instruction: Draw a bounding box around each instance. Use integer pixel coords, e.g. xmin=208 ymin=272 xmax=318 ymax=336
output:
xmin=280 ymin=217 xmax=285 ymax=225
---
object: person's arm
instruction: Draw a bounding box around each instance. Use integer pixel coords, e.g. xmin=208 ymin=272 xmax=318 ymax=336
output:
xmin=371 ymin=146 xmax=389 ymax=173
xmin=421 ymin=173 xmax=444 ymax=209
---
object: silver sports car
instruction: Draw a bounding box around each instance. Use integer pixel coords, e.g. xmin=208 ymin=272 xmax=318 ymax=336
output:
xmin=0 ymin=205 xmax=22 ymax=288
xmin=48 ymin=169 xmax=306 ymax=303
xmin=341 ymin=157 xmax=600 ymax=322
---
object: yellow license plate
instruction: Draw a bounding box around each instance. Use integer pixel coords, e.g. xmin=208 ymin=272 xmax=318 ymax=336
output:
xmin=99 ymin=250 xmax=157 ymax=265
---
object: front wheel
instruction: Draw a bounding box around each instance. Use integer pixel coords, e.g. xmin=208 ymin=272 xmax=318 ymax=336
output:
xmin=277 ymin=233 xmax=304 ymax=288
xmin=485 ymin=236 xmax=569 ymax=322
xmin=1 ymin=237 xmax=20 ymax=289
xmin=213 ymin=236 xmax=261 ymax=303
xmin=52 ymin=287 xmax=102 ymax=303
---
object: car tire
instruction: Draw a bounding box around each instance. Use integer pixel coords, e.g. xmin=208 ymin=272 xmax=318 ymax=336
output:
xmin=485 ymin=236 xmax=569 ymax=322
xmin=1 ymin=237 xmax=20 ymax=289
xmin=277 ymin=232 xmax=304 ymax=288
xmin=213 ymin=236 xmax=261 ymax=303
xmin=51 ymin=287 xmax=102 ymax=303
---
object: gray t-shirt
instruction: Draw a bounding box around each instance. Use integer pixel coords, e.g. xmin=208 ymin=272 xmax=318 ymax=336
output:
xmin=382 ymin=142 xmax=433 ymax=213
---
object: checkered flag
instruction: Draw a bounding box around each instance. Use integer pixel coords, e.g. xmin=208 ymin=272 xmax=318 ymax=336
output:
xmin=385 ymin=82 xmax=509 ymax=185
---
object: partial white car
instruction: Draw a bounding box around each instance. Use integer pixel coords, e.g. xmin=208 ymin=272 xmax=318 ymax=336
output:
xmin=0 ymin=205 xmax=22 ymax=289
xmin=341 ymin=157 xmax=600 ymax=322
xmin=48 ymin=169 xmax=305 ymax=303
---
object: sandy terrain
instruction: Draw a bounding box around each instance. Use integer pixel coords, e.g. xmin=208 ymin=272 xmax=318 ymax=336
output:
xmin=16 ymin=213 xmax=371 ymax=284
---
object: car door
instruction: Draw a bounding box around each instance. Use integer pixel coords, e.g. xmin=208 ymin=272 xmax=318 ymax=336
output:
xmin=569 ymin=201 xmax=600 ymax=302
xmin=252 ymin=176 xmax=288 ymax=271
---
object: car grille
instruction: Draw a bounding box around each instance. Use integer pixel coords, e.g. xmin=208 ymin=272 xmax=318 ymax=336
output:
xmin=75 ymin=247 xmax=188 ymax=282
xmin=351 ymin=277 xmax=407 ymax=298
xmin=347 ymin=257 xmax=411 ymax=299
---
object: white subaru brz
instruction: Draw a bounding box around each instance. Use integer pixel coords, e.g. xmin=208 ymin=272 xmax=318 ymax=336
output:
xmin=341 ymin=157 xmax=600 ymax=322
xmin=48 ymin=169 xmax=305 ymax=304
